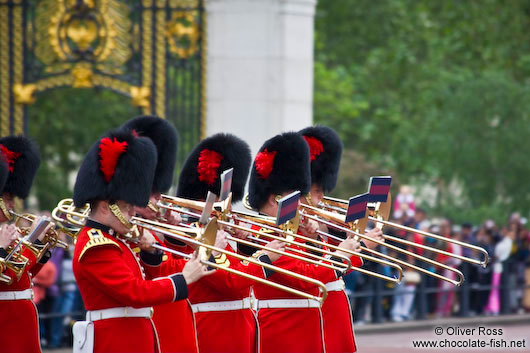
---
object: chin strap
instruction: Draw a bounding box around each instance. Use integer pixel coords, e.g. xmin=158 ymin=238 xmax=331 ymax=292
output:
xmin=305 ymin=192 xmax=314 ymax=206
xmin=0 ymin=197 xmax=12 ymax=221
xmin=147 ymin=201 xmax=160 ymax=214
xmin=109 ymin=203 xmax=133 ymax=231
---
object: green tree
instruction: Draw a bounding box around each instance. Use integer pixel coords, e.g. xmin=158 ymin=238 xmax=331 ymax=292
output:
xmin=28 ymin=88 xmax=138 ymax=211
xmin=314 ymin=0 xmax=530 ymax=224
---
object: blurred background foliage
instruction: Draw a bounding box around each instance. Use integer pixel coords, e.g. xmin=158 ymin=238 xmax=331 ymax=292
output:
xmin=314 ymin=0 xmax=530 ymax=224
xmin=28 ymin=88 xmax=139 ymax=211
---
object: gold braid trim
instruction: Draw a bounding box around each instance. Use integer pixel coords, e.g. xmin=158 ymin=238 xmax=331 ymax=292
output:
xmin=78 ymin=228 xmax=121 ymax=261
xmin=0 ymin=197 xmax=12 ymax=221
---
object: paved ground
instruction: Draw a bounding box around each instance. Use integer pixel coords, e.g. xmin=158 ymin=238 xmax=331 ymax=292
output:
xmin=44 ymin=314 xmax=530 ymax=353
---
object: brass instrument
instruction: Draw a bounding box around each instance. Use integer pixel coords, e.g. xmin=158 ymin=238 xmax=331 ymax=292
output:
xmin=0 ymin=250 xmax=29 ymax=284
xmin=53 ymin=198 xmax=329 ymax=303
xmin=159 ymin=194 xmax=404 ymax=283
xmin=12 ymin=211 xmax=69 ymax=251
xmin=321 ymin=194 xmax=489 ymax=268
xmin=157 ymin=206 xmax=352 ymax=273
xmin=301 ymin=203 xmax=464 ymax=286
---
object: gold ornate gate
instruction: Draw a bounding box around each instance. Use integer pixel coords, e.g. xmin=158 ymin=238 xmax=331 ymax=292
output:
xmin=0 ymin=0 xmax=204 ymax=148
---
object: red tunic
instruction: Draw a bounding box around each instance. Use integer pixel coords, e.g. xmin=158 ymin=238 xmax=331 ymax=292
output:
xmin=73 ymin=225 xmax=184 ymax=353
xmin=0 ymin=245 xmax=41 ymax=353
xmin=141 ymin=233 xmax=199 ymax=353
xmin=253 ymin=226 xmax=360 ymax=353
xmin=188 ymin=243 xmax=269 ymax=353
xmin=315 ymin=230 xmax=363 ymax=352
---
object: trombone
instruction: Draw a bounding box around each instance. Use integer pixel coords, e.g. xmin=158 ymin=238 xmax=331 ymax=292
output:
xmin=52 ymin=199 xmax=329 ymax=304
xmin=158 ymin=194 xmax=404 ymax=283
xmin=300 ymin=203 xmax=464 ymax=286
xmin=159 ymin=194 xmax=353 ymax=271
xmin=159 ymin=205 xmax=353 ymax=273
xmin=321 ymin=194 xmax=489 ymax=268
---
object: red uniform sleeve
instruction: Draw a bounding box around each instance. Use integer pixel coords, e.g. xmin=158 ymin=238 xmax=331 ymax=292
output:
xmin=196 ymin=254 xmax=269 ymax=292
xmin=142 ymin=253 xmax=188 ymax=279
xmin=271 ymin=252 xmax=339 ymax=289
xmin=78 ymin=245 xmax=186 ymax=307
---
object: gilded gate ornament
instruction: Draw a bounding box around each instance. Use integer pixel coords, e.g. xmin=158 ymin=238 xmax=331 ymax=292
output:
xmin=0 ymin=0 xmax=204 ymax=167
xmin=166 ymin=12 xmax=200 ymax=59
xmin=35 ymin=0 xmax=131 ymax=76
xmin=13 ymin=84 xmax=37 ymax=105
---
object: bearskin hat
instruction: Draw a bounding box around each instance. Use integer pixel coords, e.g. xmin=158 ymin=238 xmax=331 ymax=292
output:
xmin=177 ymin=133 xmax=251 ymax=202
xmin=121 ymin=115 xmax=178 ymax=193
xmin=248 ymin=132 xmax=310 ymax=210
xmin=299 ymin=125 xmax=343 ymax=192
xmin=73 ymin=128 xmax=158 ymax=207
xmin=0 ymin=155 xmax=10 ymax=196
xmin=0 ymin=136 xmax=41 ymax=199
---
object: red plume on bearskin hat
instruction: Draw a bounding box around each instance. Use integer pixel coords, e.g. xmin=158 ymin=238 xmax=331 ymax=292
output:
xmin=248 ymin=132 xmax=310 ymax=210
xmin=0 ymin=136 xmax=41 ymax=199
xmin=121 ymin=115 xmax=178 ymax=193
xmin=176 ymin=133 xmax=251 ymax=202
xmin=299 ymin=125 xmax=343 ymax=193
xmin=73 ymin=128 xmax=158 ymax=207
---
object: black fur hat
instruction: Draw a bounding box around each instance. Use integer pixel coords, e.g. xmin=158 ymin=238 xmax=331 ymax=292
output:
xmin=121 ymin=115 xmax=178 ymax=193
xmin=0 ymin=153 xmax=10 ymax=196
xmin=299 ymin=125 xmax=343 ymax=192
xmin=73 ymin=129 xmax=158 ymax=207
xmin=0 ymin=136 xmax=41 ymax=199
xmin=177 ymin=133 xmax=251 ymax=202
xmin=248 ymin=132 xmax=310 ymax=210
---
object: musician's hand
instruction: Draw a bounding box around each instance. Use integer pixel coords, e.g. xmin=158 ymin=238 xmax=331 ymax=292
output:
xmin=212 ymin=230 xmax=228 ymax=257
xmin=0 ymin=224 xmax=17 ymax=249
xmin=299 ymin=218 xmax=319 ymax=239
xmin=165 ymin=211 xmax=182 ymax=226
xmin=28 ymin=216 xmax=54 ymax=242
xmin=138 ymin=229 xmax=156 ymax=253
xmin=263 ymin=240 xmax=286 ymax=262
xmin=336 ymin=238 xmax=360 ymax=258
xmin=232 ymin=227 xmax=250 ymax=240
xmin=363 ymin=228 xmax=384 ymax=250
xmin=182 ymin=252 xmax=215 ymax=284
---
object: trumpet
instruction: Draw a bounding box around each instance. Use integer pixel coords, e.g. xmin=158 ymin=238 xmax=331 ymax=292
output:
xmin=158 ymin=194 xmax=404 ymax=283
xmin=53 ymin=198 xmax=329 ymax=304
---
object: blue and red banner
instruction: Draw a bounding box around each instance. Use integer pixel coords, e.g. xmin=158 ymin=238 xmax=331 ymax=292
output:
xmin=276 ymin=191 xmax=300 ymax=226
xmin=345 ymin=193 xmax=369 ymax=223
xmin=368 ymin=176 xmax=392 ymax=203
xmin=219 ymin=168 xmax=233 ymax=201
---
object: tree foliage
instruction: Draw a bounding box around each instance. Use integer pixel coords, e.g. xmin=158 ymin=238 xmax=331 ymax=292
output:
xmin=28 ymin=88 xmax=138 ymax=211
xmin=315 ymin=0 xmax=530 ymax=223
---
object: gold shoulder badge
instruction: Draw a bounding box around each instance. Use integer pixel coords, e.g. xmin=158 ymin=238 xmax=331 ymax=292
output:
xmin=78 ymin=228 xmax=121 ymax=261
xmin=214 ymin=253 xmax=231 ymax=268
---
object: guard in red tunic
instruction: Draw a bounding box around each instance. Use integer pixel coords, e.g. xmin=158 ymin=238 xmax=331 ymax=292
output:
xmin=72 ymin=128 xmax=211 ymax=353
xmin=299 ymin=125 xmax=364 ymax=353
xmin=176 ymin=133 xmax=281 ymax=353
xmin=122 ymin=115 xmax=199 ymax=353
xmin=0 ymin=136 xmax=50 ymax=353
xmin=247 ymin=132 xmax=361 ymax=353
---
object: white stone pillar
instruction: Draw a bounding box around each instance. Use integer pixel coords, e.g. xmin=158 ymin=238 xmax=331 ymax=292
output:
xmin=204 ymin=0 xmax=316 ymax=156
